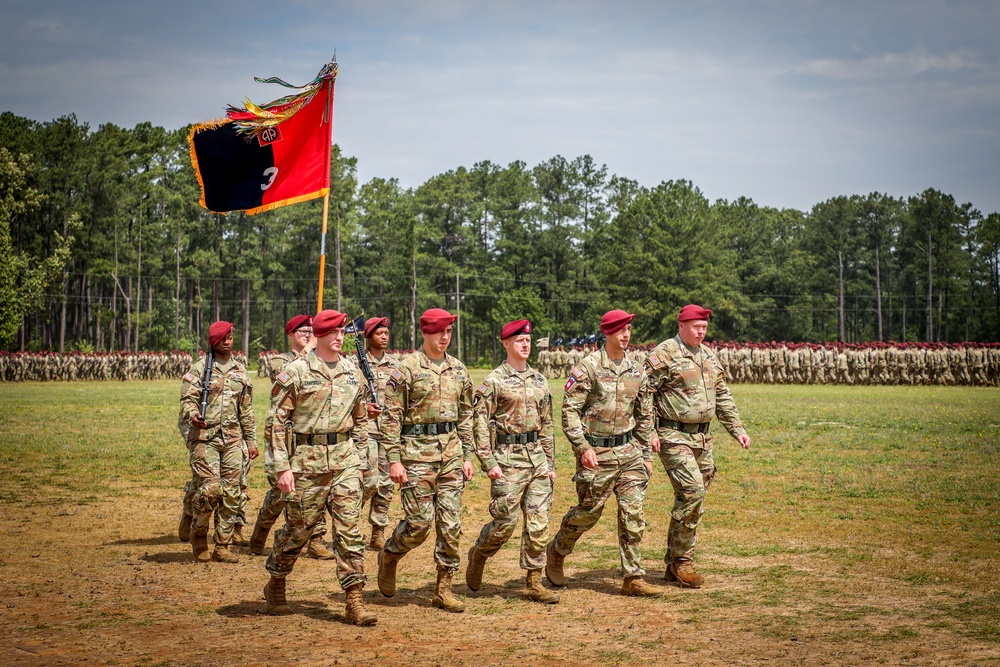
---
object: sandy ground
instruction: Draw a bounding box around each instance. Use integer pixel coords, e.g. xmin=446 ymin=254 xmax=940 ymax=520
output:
xmin=2 ymin=482 xmax=998 ymax=667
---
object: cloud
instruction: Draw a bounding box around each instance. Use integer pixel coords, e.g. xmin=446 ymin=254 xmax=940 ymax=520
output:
xmin=794 ymin=50 xmax=982 ymax=81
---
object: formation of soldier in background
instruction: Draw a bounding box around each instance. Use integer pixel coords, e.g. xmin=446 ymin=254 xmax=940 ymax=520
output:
xmin=538 ymin=341 xmax=1000 ymax=386
xmin=171 ymin=303 xmax=759 ymax=626
xmin=0 ymin=350 xmax=226 ymax=381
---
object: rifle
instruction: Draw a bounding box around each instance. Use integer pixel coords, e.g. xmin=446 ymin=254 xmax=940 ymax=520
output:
xmin=346 ymin=316 xmax=379 ymax=409
xmin=200 ymin=349 xmax=214 ymax=421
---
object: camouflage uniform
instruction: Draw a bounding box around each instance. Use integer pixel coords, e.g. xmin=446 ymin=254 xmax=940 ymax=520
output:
xmin=265 ymin=351 xmax=369 ymax=589
xmin=179 ymin=356 xmax=256 ymax=549
xmin=645 ymin=335 xmax=747 ymax=563
xmin=360 ymin=349 xmax=400 ymax=531
xmin=382 ymin=350 xmax=475 ymax=572
xmin=551 ymin=348 xmax=654 ymax=578
xmin=471 ymin=362 xmax=555 ymax=570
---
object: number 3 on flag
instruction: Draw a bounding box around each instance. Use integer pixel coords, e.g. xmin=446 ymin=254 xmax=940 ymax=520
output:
xmin=261 ymin=167 xmax=278 ymax=191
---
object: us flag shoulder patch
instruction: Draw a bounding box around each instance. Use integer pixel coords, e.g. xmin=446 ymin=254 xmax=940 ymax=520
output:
xmin=275 ymin=371 xmax=291 ymax=386
xmin=182 ymin=372 xmax=196 ymax=384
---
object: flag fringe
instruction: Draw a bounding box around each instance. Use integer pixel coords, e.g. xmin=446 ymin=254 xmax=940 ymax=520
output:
xmin=243 ymin=188 xmax=329 ymax=216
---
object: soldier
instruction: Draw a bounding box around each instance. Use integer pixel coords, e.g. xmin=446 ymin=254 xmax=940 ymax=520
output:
xmin=357 ymin=316 xmax=400 ymax=551
xmin=466 ymin=319 xmax=559 ymax=604
xmin=645 ymin=304 xmax=750 ymax=588
xmin=262 ymin=310 xmax=376 ymax=625
xmin=545 ymin=310 xmax=663 ymax=597
xmin=377 ymin=308 xmax=476 ymax=613
xmin=249 ymin=315 xmax=337 ymax=560
xmin=178 ymin=321 xmax=257 ymax=563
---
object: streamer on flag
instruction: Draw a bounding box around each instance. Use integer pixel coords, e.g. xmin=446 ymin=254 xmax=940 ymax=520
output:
xmin=188 ymin=59 xmax=338 ymax=215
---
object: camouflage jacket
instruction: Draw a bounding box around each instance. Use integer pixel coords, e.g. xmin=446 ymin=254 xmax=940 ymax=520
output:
xmin=562 ymin=347 xmax=654 ymax=462
xmin=266 ymin=351 xmax=369 ymax=475
xmin=473 ymin=362 xmax=554 ymax=472
xmin=645 ymin=334 xmax=747 ymax=447
xmin=361 ymin=349 xmax=400 ymax=443
xmin=268 ymin=350 xmax=300 ymax=382
xmin=383 ymin=349 xmax=474 ymax=465
xmin=179 ymin=356 xmax=256 ymax=448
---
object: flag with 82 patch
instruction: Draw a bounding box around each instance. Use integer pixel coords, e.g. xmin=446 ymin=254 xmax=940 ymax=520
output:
xmin=188 ymin=60 xmax=337 ymax=215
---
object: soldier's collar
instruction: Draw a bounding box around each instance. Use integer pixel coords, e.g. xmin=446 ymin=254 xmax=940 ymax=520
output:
xmin=417 ymin=349 xmax=453 ymax=370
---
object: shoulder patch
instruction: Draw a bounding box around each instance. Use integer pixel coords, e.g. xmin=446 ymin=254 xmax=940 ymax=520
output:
xmin=564 ymin=376 xmax=577 ymax=391
xmin=275 ymin=371 xmax=291 ymax=386
xmin=476 ymin=382 xmax=489 ymax=395
xmin=387 ymin=367 xmax=403 ymax=391
xmin=182 ymin=372 xmax=196 ymax=384
xmin=569 ymin=367 xmax=584 ymax=380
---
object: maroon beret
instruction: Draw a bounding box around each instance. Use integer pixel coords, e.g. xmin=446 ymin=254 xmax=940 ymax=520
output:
xmin=501 ymin=319 xmax=532 ymax=339
xmin=208 ymin=321 xmax=233 ymax=347
xmin=419 ymin=308 xmax=457 ymax=335
xmin=364 ymin=316 xmax=389 ymax=338
xmin=600 ymin=310 xmax=635 ymax=335
xmin=678 ymin=304 xmax=712 ymax=322
xmin=313 ymin=310 xmax=349 ymax=338
xmin=285 ymin=315 xmax=312 ymax=335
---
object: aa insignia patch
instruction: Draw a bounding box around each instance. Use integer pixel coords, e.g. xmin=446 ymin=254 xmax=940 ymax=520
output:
xmin=564 ymin=376 xmax=576 ymax=391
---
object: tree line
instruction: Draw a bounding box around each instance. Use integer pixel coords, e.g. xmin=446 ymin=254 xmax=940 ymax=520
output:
xmin=2 ymin=111 xmax=998 ymax=365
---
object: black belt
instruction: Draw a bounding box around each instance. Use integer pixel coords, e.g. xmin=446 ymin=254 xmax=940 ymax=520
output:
xmin=586 ymin=430 xmax=633 ymax=447
xmin=295 ymin=432 xmax=348 ymax=445
xmin=402 ymin=421 xmax=457 ymax=436
xmin=496 ymin=431 xmax=539 ymax=445
xmin=658 ymin=418 xmax=710 ymax=434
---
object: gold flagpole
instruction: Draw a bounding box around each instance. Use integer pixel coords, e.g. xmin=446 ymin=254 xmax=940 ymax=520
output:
xmin=316 ymin=66 xmax=336 ymax=313
xmin=317 ymin=191 xmax=329 ymax=312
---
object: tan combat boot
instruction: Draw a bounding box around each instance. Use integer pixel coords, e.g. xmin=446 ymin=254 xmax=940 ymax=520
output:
xmin=377 ymin=549 xmax=402 ymax=597
xmin=545 ymin=540 xmax=566 ymax=587
xmin=344 ymin=585 xmax=378 ymax=626
xmin=665 ymin=558 xmax=704 ymax=588
xmin=465 ymin=545 xmax=488 ymax=592
xmin=432 ymin=570 xmax=465 ymax=613
xmin=231 ymin=525 xmax=250 ymax=547
xmin=306 ymin=536 xmax=336 ymax=560
xmin=622 ymin=575 xmax=665 ymax=597
xmin=212 ymin=544 xmax=239 ymax=563
xmin=248 ymin=523 xmax=269 ymax=556
xmin=178 ymin=513 xmax=192 ymax=542
xmin=191 ymin=533 xmax=211 ymax=562
xmin=524 ymin=569 xmax=559 ymax=604
xmin=368 ymin=525 xmax=385 ymax=552
xmin=264 ymin=575 xmax=292 ymax=615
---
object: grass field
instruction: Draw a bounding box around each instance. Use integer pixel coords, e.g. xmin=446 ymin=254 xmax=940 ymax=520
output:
xmin=0 ymin=375 xmax=998 ymax=666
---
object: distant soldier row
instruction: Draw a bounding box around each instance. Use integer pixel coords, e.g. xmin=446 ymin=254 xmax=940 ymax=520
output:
xmin=710 ymin=342 xmax=1000 ymax=386
xmin=0 ymin=351 xmax=243 ymax=382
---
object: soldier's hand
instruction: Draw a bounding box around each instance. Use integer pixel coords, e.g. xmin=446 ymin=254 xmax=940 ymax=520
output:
xmin=463 ymin=460 xmax=475 ymax=481
xmin=486 ymin=466 xmax=504 ymax=480
xmin=580 ymin=448 xmax=599 ymax=470
xmin=548 ymin=470 xmax=557 ymax=483
xmin=644 ymin=460 xmax=653 ymax=476
xmin=737 ymin=433 xmax=752 ymax=449
xmin=367 ymin=404 xmax=383 ymax=419
xmin=390 ymin=462 xmax=408 ymax=484
xmin=651 ymin=435 xmax=661 ymax=453
xmin=277 ymin=470 xmax=295 ymax=493
xmin=247 ymin=445 xmax=259 ymax=460
xmin=191 ymin=413 xmax=207 ymax=429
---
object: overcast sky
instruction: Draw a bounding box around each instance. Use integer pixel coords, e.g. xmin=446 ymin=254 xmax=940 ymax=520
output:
xmin=2 ymin=0 xmax=998 ymax=213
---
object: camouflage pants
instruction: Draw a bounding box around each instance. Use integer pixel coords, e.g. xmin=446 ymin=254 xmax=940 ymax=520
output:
xmin=385 ymin=459 xmax=465 ymax=573
xmin=474 ymin=463 xmax=553 ymax=571
xmin=265 ymin=466 xmax=366 ymax=590
xmin=552 ymin=453 xmax=649 ymax=577
xmin=362 ymin=439 xmax=394 ymax=529
xmin=657 ymin=443 xmax=715 ymax=561
xmin=236 ymin=443 xmax=251 ymax=527
xmin=188 ymin=437 xmax=242 ymax=546
xmin=254 ymin=474 xmax=329 ymax=544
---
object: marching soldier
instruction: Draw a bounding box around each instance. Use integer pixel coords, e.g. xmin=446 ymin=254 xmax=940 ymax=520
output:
xmin=178 ymin=321 xmax=257 ymax=563
xmin=262 ymin=310 xmax=376 ymax=625
xmin=466 ymin=319 xmax=559 ymax=604
xmin=377 ymin=308 xmax=476 ymax=613
xmin=545 ymin=310 xmax=663 ymax=597
xmin=645 ymin=304 xmax=751 ymax=588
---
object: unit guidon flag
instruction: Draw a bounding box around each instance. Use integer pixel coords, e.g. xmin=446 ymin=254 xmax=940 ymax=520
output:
xmin=188 ymin=61 xmax=337 ymax=215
